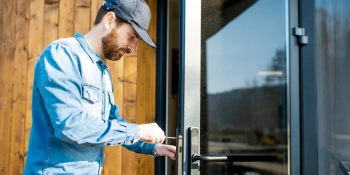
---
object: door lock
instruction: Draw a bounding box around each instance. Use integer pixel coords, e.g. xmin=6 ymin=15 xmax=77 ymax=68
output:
xmin=175 ymin=129 xmax=183 ymax=175
xmin=188 ymin=127 xmax=200 ymax=174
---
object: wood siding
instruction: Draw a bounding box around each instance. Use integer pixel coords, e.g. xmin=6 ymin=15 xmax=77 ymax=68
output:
xmin=0 ymin=0 xmax=157 ymax=174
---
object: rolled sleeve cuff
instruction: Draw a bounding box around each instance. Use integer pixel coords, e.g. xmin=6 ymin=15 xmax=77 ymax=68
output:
xmin=151 ymin=143 xmax=158 ymax=156
xmin=124 ymin=123 xmax=140 ymax=145
xmin=142 ymin=142 xmax=158 ymax=156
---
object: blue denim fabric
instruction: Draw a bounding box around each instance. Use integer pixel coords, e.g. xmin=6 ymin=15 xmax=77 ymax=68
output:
xmin=24 ymin=33 xmax=156 ymax=175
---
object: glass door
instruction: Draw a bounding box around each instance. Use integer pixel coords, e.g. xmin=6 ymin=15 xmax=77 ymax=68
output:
xmin=173 ymin=0 xmax=300 ymax=174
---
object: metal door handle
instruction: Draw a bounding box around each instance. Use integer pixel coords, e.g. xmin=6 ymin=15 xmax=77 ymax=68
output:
xmin=192 ymin=154 xmax=227 ymax=162
xmin=192 ymin=153 xmax=278 ymax=163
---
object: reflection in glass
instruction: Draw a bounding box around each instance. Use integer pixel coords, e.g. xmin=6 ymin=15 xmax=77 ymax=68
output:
xmin=200 ymin=0 xmax=288 ymax=174
xmin=316 ymin=0 xmax=350 ymax=174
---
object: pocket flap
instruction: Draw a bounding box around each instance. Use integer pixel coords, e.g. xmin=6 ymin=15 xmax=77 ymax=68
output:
xmin=82 ymin=84 xmax=101 ymax=103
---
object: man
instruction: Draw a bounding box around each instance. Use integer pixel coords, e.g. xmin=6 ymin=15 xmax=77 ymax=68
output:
xmin=24 ymin=0 xmax=176 ymax=174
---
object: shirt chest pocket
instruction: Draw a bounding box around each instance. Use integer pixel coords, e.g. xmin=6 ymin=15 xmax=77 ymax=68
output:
xmin=82 ymin=84 xmax=101 ymax=103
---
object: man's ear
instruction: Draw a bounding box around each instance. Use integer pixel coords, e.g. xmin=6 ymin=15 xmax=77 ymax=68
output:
xmin=104 ymin=12 xmax=116 ymax=30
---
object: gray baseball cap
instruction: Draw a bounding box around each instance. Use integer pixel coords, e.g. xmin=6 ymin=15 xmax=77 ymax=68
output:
xmin=102 ymin=0 xmax=156 ymax=48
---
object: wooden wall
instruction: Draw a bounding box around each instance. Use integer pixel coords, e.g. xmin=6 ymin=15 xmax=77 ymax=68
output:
xmin=0 ymin=0 xmax=157 ymax=174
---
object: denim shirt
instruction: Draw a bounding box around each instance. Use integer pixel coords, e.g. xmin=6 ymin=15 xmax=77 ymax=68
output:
xmin=24 ymin=33 xmax=156 ymax=175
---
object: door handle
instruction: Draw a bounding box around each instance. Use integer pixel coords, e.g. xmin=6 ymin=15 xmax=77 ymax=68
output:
xmin=188 ymin=127 xmax=278 ymax=175
xmin=191 ymin=153 xmax=278 ymax=175
xmin=192 ymin=154 xmax=227 ymax=162
xmin=192 ymin=153 xmax=278 ymax=162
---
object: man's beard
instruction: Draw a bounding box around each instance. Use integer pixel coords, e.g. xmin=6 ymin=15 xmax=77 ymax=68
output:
xmin=101 ymin=28 xmax=128 ymax=61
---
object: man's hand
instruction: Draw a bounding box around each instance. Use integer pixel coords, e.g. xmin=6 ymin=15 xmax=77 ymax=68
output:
xmin=155 ymin=144 xmax=176 ymax=160
xmin=138 ymin=123 xmax=165 ymax=144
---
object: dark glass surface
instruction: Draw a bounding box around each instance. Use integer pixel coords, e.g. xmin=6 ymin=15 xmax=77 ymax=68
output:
xmin=316 ymin=0 xmax=350 ymax=174
xmin=200 ymin=0 xmax=288 ymax=174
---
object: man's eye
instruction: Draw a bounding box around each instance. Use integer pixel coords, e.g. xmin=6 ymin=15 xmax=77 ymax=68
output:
xmin=130 ymin=35 xmax=135 ymax=40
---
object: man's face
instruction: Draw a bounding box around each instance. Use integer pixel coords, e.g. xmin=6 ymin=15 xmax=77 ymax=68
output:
xmin=101 ymin=22 xmax=140 ymax=61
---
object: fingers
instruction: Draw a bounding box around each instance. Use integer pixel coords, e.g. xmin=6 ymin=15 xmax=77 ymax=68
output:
xmin=145 ymin=135 xmax=165 ymax=144
xmin=166 ymin=145 xmax=176 ymax=153
xmin=145 ymin=134 xmax=165 ymax=144
xmin=159 ymin=135 xmax=165 ymax=144
xmin=139 ymin=123 xmax=165 ymax=144
xmin=166 ymin=147 xmax=176 ymax=160
xmin=167 ymin=151 xmax=176 ymax=160
xmin=155 ymin=144 xmax=177 ymax=160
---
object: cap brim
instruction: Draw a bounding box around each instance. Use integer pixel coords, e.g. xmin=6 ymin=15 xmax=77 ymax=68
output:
xmin=130 ymin=23 xmax=156 ymax=48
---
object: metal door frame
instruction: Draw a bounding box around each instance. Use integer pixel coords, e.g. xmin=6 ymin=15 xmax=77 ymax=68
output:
xmin=178 ymin=0 xmax=202 ymax=174
xmin=289 ymin=0 xmax=302 ymax=175
xmin=299 ymin=0 xmax=318 ymax=174
xmin=170 ymin=0 xmax=304 ymax=174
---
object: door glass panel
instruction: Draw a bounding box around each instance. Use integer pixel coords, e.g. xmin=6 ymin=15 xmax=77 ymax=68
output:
xmin=200 ymin=0 xmax=288 ymax=174
xmin=316 ymin=0 xmax=350 ymax=174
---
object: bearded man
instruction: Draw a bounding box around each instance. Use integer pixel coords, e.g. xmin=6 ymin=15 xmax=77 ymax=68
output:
xmin=24 ymin=0 xmax=176 ymax=174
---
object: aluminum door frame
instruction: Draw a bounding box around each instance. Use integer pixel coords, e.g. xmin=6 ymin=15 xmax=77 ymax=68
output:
xmin=176 ymin=0 xmax=302 ymax=174
xmin=289 ymin=0 xmax=302 ymax=175
xmin=178 ymin=0 xmax=201 ymax=174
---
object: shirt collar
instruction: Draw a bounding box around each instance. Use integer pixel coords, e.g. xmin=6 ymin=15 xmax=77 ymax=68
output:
xmin=74 ymin=32 xmax=104 ymax=64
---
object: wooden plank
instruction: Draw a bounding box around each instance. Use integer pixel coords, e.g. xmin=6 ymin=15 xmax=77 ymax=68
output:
xmin=146 ymin=44 xmax=156 ymax=125
xmin=90 ymin=0 xmax=103 ymax=29
xmin=90 ymin=0 xmax=98 ymax=29
xmin=44 ymin=0 xmax=59 ymax=46
xmin=25 ymin=59 xmax=36 ymax=164
xmin=122 ymin=54 xmax=138 ymax=175
xmin=135 ymin=154 xmax=148 ymax=174
xmin=146 ymin=0 xmax=157 ymax=173
xmin=136 ymin=32 xmax=150 ymax=175
xmin=123 ymin=54 xmax=138 ymax=123
xmin=8 ymin=0 xmax=30 ymax=174
xmin=74 ymin=0 xmax=91 ymax=34
xmin=110 ymin=58 xmax=125 ymax=126
xmin=146 ymin=0 xmax=157 ymax=46
xmin=0 ymin=0 xmax=3 ymax=143
xmin=28 ymin=0 xmax=45 ymax=59
xmin=0 ymin=0 xmax=2 ymax=56
xmin=103 ymin=146 xmax=122 ymax=175
xmin=26 ymin=0 xmax=45 ymax=164
xmin=136 ymin=153 xmax=147 ymax=175
xmin=102 ymin=58 xmax=124 ymax=175
xmin=122 ymin=147 xmax=136 ymax=175
xmin=145 ymin=0 xmax=156 ymax=124
xmin=0 ymin=0 xmax=16 ymax=174
xmin=135 ymin=58 xmax=147 ymax=123
xmin=58 ymin=0 xmax=75 ymax=38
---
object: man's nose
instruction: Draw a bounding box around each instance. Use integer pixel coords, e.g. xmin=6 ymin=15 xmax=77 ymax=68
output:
xmin=128 ymin=42 xmax=138 ymax=53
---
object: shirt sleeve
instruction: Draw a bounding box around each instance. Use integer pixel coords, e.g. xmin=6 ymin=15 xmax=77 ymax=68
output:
xmin=122 ymin=140 xmax=157 ymax=156
xmin=36 ymin=42 xmax=139 ymax=146
xmin=109 ymin=104 xmax=156 ymax=155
